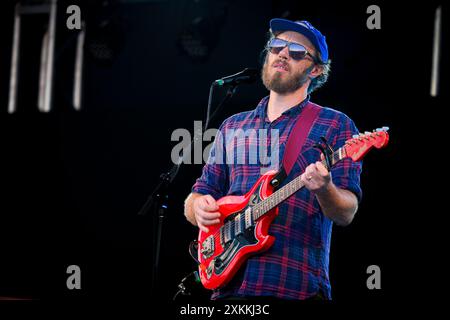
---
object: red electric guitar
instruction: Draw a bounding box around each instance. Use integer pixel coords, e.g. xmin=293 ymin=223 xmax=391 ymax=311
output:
xmin=192 ymin=127 xmax=389 ymax=290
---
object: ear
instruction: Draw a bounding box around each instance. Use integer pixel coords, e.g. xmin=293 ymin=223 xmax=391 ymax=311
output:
xmin=309 ymin=64 xmax=324 ymax=80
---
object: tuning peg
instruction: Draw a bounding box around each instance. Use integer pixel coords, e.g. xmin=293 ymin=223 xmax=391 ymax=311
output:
xmin=382 ymin=126 xmax=389 ymax=131
xmin=352 ymin=134 xmax=359 ymax=138
xmin=359 ymin=132 xmax=370 ymax=140
xmin=364 ymin=131 xmax=371 ymax=135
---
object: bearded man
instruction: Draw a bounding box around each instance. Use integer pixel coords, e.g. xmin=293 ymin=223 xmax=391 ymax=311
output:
xmin=184 ymin=18 xmax=362 ymax=301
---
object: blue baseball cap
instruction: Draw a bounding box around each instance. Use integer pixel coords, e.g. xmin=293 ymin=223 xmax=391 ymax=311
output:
xmin=269 ymin=18 xmax=329 ymax=63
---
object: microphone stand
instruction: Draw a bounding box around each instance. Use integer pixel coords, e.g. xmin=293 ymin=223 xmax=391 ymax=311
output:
xmin=138 ymin=83 xmax=238 ymax=295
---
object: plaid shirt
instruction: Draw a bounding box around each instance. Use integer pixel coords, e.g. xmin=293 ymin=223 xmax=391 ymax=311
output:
xmin=192 ymin=96 xmax=362 ymax=300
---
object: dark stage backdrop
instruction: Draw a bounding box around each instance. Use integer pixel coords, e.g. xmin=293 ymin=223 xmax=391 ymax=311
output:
xmin=0 ymin=0 xmax=446 ymax=315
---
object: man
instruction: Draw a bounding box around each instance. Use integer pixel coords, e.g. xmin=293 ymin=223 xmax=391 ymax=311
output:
xmin=184 ymin=18 xmax=362 ymax=300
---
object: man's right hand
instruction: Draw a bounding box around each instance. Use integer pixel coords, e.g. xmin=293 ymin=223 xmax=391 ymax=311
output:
xmin=192 ymin=194 xmax=221 ymax=233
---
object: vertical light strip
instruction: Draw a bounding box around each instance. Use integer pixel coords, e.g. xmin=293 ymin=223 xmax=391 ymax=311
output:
xmin=430 ymin=6 xmax=441 ymax=97
xmin=73 ymin=24 xmax=85 ymax=111
xmin=38 ymin=32 xmax=49 ymax=111
xmin=42 ymin=0 xmax=57 ymax=112
xmin=8 ymin=4 xmax=21 ymax=114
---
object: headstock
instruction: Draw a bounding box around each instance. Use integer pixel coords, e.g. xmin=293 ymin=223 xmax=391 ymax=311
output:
xmin=344 ymin=127 xmax=390 ymax=161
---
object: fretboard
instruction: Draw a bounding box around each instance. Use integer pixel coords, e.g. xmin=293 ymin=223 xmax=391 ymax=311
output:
xmin=252 ymin=146 xmax=347 ymax=220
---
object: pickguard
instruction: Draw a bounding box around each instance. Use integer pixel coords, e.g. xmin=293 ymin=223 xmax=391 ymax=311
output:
xmin=214 ymin=181 xmax=265 ymax=275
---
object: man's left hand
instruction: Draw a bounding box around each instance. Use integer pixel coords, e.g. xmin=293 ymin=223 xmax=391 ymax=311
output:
xmin=301 ymin=161 xmax=332 ymax=194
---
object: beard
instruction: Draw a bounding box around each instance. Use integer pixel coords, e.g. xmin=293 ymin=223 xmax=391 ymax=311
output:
xmin=262 ymin=57 xmax=313 ymax=94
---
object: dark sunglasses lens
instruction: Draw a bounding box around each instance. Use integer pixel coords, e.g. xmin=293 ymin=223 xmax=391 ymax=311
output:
xmin=268 ymin=39 xmax=308 ymax=60
xmin=288 ymin=43 xmax=307 ymax=60
xmin=268 ymin=38 xmax=287 ymax=54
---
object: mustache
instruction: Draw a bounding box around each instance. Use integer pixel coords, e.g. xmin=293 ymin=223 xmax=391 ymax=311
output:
xmin=271 ymin=59 xmax=289 ymax=71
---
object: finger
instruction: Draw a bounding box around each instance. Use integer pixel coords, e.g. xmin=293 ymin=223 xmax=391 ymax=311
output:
xmin=202 ymin=218 xmax=221 ymax=226
xmin=311 ymin=162 xmax=319 ymax=172
xmin=316 ymin=161 xmax=328 ymax=175
xmin=304 ymin=165 xmax=317 ymax=180
xmin=203 ymin=195 xmax=219 ymax=210
xmin=203 ymin=194 xmax=216 ymax=204
xmin=197 ymin=209 xmax=221 ymax=221
xmin=309 ymin=163 xmax=319 ymax=174
xmin=304 ymin=165 xmax=313 ymax=176
xmin=198 ymin=199 xmax=217 ymax=211
xmin=198 ymin=223 xmax=209 ymax=233
xmin=196 ymin=214 xmax=220 ymax=228
xmin=301 ymin=173 xmax=311 ymax=184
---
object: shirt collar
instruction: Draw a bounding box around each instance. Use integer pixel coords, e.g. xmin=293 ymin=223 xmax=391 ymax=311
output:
xmin=255 ymin=95 xmax=311 ymax=121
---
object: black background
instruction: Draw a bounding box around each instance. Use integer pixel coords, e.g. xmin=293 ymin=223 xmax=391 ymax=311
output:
xmin=0 ymin=0 xmax=446 ymax=315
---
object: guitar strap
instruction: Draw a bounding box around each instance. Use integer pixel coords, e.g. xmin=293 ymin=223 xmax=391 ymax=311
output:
xmin=281 ymin=101 xmax=322 ymax=177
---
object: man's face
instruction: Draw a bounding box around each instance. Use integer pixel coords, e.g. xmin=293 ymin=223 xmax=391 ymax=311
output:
xmin=262 ymin=31 xmax=318 ymax=94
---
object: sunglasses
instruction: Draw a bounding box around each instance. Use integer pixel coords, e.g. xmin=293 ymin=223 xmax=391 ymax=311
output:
xmin=267 ymin=38 xmax=319 ymax=63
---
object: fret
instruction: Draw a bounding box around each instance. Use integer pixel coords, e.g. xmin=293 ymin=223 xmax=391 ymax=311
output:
xmin=294 ymin=180 xmax=299 ymax=190
xmin=253 ymin=206 xmax=259 ymax=220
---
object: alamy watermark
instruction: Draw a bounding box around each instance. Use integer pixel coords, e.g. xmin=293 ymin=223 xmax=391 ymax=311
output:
xmin=66 ymin=264 xmax=81 ymax=290
xmin=66 ymin=5 xmax=82 ymax=30
xmin=366 ymin=5 xmax=381 ymax=30
xmin=171 ymin=121 xmax=280 ymax=174
xmin=366 ymin=264 xmax=381 ymax=290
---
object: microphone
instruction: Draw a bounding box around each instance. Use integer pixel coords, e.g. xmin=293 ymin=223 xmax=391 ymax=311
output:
xmin=214 ymin=68 xmax=258 ymax=86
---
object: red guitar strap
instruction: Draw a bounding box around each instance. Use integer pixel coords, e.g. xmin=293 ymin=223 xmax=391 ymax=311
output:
xmin=282 ymin=101 xmax=321 ymax=176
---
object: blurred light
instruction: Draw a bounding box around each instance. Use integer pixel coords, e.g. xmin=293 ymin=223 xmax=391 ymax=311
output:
xmin=177 ymin=0 xmax=229 ymax=63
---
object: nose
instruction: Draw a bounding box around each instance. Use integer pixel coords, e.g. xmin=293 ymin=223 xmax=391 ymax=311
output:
xmin=278 ymin=45 xmax=290 ymax=60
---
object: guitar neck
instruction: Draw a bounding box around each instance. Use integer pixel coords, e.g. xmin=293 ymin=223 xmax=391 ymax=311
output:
xmin=252 ymin=146 xmax=347 ymax=220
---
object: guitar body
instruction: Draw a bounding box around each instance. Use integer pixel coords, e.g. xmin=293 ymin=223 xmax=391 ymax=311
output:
xmin=198 ymin=170 xmax=279 ymax=290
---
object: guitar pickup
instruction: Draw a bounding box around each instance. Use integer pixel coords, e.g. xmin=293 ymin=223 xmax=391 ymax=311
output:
xmin=234 ymin=209 xmax=253 ymax=237
xmin=221 ymin=222 xmax=232 ymax=245
xmin=244 ymin=208 xmax=254 ymax=229
xmin=234 ymin=214 xmax=243 ymax=236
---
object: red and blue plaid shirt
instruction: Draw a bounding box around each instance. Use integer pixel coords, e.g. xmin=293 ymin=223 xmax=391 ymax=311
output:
xmin=192 ymin=96 xmax=362 ymax=300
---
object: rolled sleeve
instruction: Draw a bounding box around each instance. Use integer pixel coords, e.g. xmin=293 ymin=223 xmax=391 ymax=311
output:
xmin=331 ymin=115 xmax=363 ymax=202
